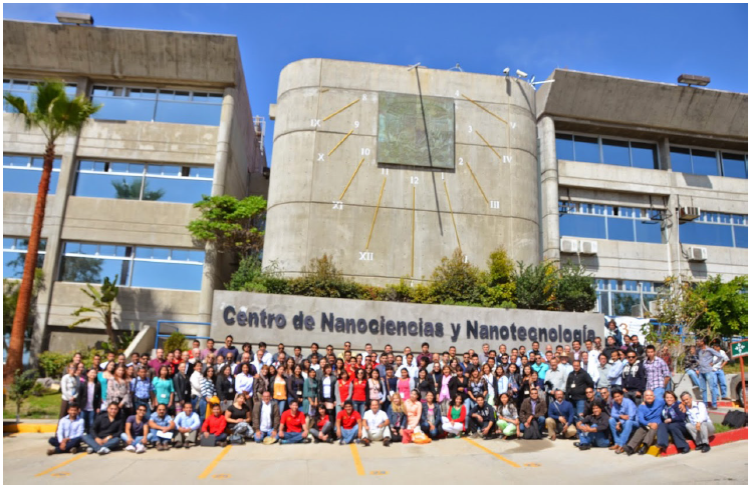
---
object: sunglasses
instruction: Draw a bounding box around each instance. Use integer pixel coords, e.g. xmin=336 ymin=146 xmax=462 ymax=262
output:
xmin=627 ymin=355 xmax=636 ymax=359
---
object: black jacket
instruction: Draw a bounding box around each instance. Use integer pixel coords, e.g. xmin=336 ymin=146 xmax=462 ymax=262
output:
xmin=565 ymin=369 xmax=594 ymax=402
xmin=77 ymin=380 xmax=102 ymax=412
xmin=173 ymin=372 xmax=191 ymax=403
xmin=91 ymin=412 xmax=123 ymax=438
xmin=621 ymin=361 xmax=647 ymax=392
xmin=215 ymin=374 xmax=235 ymax=402
xmin=449 ymin=376 xmax=469 ymax=401
xmin=470 ymin=403 xmax=495 ymax=424
xmin=416 ymin=376 xmax=436 ymax=399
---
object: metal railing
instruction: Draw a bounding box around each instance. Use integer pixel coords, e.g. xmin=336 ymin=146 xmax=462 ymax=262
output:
xmin=153 ymin=320 xmax=211 ymax=350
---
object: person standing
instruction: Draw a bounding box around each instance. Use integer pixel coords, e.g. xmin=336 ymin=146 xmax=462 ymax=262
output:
xmin=199 ymin=366 xmax=218 ymax=420
xmin=621 ymin=351 xmax=647 ymax=406
xmin=48 ymin=404 xmax=84 ymax=455
xmin=302 ymin=368 xmax=319 ymax=416
xmin=78 ymin=368 xmax=101 ymax=433
xmin=712 ymin=343 xmax=730 ymax=400
xmin=361 ymin=399 xmax=392 ymax=447
xmin=152 ymin=366 xmax=175 ymax=414
xmin=59 ymin=363 xmax=80 ymax=419
xmin=216 ymin=335 xmax=239 ymax=363
xmin=107 ymin=366 xmax=132 ymax=418
xmin=565 ymin=360 xmax=594 ymax=420
xmin=695 ymin=338 xmax=723 ymax=409
xmin=121 ymin=404 xmax=149 ymax=454
xmin=643 ymin=345 xmax=671 ymax=400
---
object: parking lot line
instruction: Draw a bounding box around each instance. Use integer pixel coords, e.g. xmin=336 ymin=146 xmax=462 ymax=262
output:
xmin=462 ymin=438 xmax=521 ymax=468
xmin=349 ymin=444 xmax=365 ymax=476
xmin=197 ymin=445 xmax=233 ymax=479
xmin=35 ymin=452 xmax=87 ymax=477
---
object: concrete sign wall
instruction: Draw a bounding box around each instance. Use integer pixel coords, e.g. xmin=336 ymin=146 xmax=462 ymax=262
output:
xmin=212 ymin=291 xmax=605 ymax=352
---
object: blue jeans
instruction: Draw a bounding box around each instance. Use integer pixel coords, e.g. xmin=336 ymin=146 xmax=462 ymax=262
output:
xmin=463 ymin=399 xmax=476 ymax=429
xmin=609 ymin=418 xmax=635 ymax=447
xmin=578 ymin=430 xmax=610 ymax=447
xmin=133 ymin=398 xmax=152 ymax=418
xmin=353 ymin=401 xmax=367 ymax=415
xmin=254 ymin=429 xmax=278 ymax=443
xmin=82 ymin=410 xmax=96 ymax=433
xmin=573 ymin=400 xmax=587 ymax=421
xmin=82 ymin=433 xmax=121 ymax=452
xmin=715 ymin=370 xmax=728 ymax=397
xmin=687 ymin=370 xmax=701 ymax=388
xmin=420 ymin=422 xmax=442 ymax=439
xmin=656 ymin=422 xmax=689 ymax=451
xmin=199 ymin=397 xmax=208 ymax=420
xmin=280 ymin=431 xmax=303 ymax=444
xmin=340 ymin=426 xmax=359 ymax=444
xmin=120 ymin=433 xmax=144 ymax=447
xmin=147 ymin=430 xmax=175 ymax=444
xmin=519 ymin=416 xmax=545 ymax=432
xmin=698 ymin=372 xmax=719 ymax=406
xmin=653 ymin=387 xmax=666 ymax=400
xmin=48 ymin=436 xmax=82 ymax=453
xmin=275 ymin=399 xmax=287 ymax=414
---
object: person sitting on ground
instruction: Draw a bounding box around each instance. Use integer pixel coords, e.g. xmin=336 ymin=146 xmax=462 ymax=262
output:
xmin=681 ymin=391 xmax=714 ymax=453
xmin=252 ymin=390 xmax=280 ymax=444
xmin=580 ymin=387 xmax=599 ymax=418
xmin=468 ymin=394 xmax=496 ymax=439
xmin=310 ymin=404 xmax=334 ymax=443
xmin=401 ymin=389 xmax=423 ymax=444
xmin=609 ymin=388 xmax=638 ymax=454
xmin=598 ymin=387 xmax=613 ymax=415
xmin=420 ymin=391 xmax=443 ymax=440
xmin=225 ymin=393 xmax=253 ymax=442
xmin=279 ymin=399 xmax=310 ymax=444
xmin=82 ymin=402 xmax=123 ymax=455
xmin=121 ymin=404 xmax=149 ymax=454
xmin=386 ymin=393 xmax=406 ymax=441
xmin=495 ymin=393 xmax=520 ymax=439
xmin=361 ymin=399 xmax=392 ymax=447
xmin=442 ymin=394 xmax=467 ymax=438
xmin=655 ymin=390 xmax=690 ymax=455
xmin=48 ymin=403 xmax=84 ymax=455
xmin=545 ymin=389 xmax=576 ymax=440
xmin=336 ymin=400 xmax=362 ymax=445
xmin=519 ymin=388 xmax=547 ymax=438
xmin=623 ymin=389 xmax=665 ymax=455
xmin=575 ymin=403 xmax=611 ymax=450
xmin=173 ymin=401 xmax=201 ymax=449
xmin=202 ymin=404 xmax=228 ymax=447
xmin=147 ymin=403 xmax=176 ymax=451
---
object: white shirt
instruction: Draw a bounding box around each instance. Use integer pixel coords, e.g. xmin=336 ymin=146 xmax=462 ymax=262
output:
xmin=323 ymin=377 xmax=332 ymax=398
xmin=260 ymin=352 xmax=273 ymax=366
xmin=363 ymin=409 xmax=389 ymax=430
xmin=686 ymin=401 xmax=710 ymax=424
xmin=712 ymin=350 xmax=729 ymax=371
xmin=260 ymin=401 xmax=273 ymax=432
xmin=401 ymin=364 xmax=418 ymax=379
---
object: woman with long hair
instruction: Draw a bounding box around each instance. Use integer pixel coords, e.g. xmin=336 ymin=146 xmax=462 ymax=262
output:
xmin=420 ymin=391 xmax=443 ymax=439
xmin=495 ymin=392 xmax=519 ymax=439
xmin=416 ymin=368 xmax=435 ymax=402
xmin=351 ymin=368 xmax=369 ymax=415
xmin=368 ymin=369 xmax=387 ymax=410
xmin=386 ymin=392 xmax=406 ymax=442
xmin=518 ymin=365 xmax=534 ymax=409
xmin=482 ymin=364 xmax=495 ymax=406
xmin=273 ymin=366 xmax=288 ymax=413
xmin=401 ymin=390 xmax=423 ymax=444
xmin=216 ymin=364 xmax=236 ymax=405
xmin=336 ymin=370 xmax=353 ymax=414
xmin=302 ymin=368 xmax=319 ymax=416
xmin=79 ymin=367 xmax=101 ymax=433
xmin=442 ymin=394 xmax=466 ymax=438
xmin=152 ymin=365 xmax=175 ymax=413
xmin=467 ymin=368 xmax=487 ymax=414
xmin=310 ymin=403 xmax=334 ymax=443
xmin=507 ymin=363 xmax=521 ymax=407
xmin=396 ymin=367 xmax=414 ymax=401
xmin=318 ymin=364 xmax=338 ymax=424
xmin=284 ymin=357 xmax=296 ymax=377
xmin=253 ymin=364 xmax=270 ymax=404
xmin=334 ymin=358 xmax=345 ymax=375
xmin=199 ymin=366 xmax=217 ymax=420
xmin=233 ymin=363 xmax=253 ymax=411
xmin=107 ymin=365 xmax=132 ymax=417
xmin=97 ymin=361 xmax=116 ymax=411
xmin=286 ymin=364 xmax=305 ymax=409
xmin=437 ymin=365 xmax=453 ymax=413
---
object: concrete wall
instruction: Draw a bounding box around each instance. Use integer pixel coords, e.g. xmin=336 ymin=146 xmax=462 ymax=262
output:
xmin=211 ymin=290 xmax=605 ymax=353
xmin=264 ymin=59 xmax=540 ymax=286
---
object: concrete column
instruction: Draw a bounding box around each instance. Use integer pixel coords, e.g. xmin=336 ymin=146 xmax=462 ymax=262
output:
xmin=31 ymin=77 xmax=91 ymax=361
xmin=538 ymin=116 xmax=560 ymax=263
xmin=658 ymin=137 xmax=671 ymax=171
xmin=197 ymin=88 xmax=235 ymax=335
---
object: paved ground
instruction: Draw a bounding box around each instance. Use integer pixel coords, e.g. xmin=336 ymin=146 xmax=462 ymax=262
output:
xmin=3 ymin=433 xmax=748 ymax=485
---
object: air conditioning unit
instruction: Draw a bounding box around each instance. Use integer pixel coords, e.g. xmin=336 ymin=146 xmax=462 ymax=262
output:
xmin=630 ymin=304 xmax=646 ymax=317
xmin=579 ymin=240 xmax=598 ymax=255
xmin=560 ymin=238 xmax=578 ymax=253
xmin=687 ymin=246 xmax=708 ymax=262
xmin=648 ymin=300 xmax=663 ymax=317
xmin=679 ymin=206 xmax=701 ymax=221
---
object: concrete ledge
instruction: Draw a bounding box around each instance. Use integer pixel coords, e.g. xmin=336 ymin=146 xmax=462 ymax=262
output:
xmin=3 ymin=421 xmax=57 ymax=434
xmin=646 ymin=427 xmax=748 ymax=457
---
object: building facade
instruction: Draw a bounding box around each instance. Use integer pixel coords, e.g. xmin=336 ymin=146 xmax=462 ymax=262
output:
xmin=3 ymin=19 xmax=268 ymax=354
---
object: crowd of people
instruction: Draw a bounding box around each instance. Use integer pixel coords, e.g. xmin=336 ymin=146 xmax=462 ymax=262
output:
xmin=49 ymin=321 xmax=731 ymax=457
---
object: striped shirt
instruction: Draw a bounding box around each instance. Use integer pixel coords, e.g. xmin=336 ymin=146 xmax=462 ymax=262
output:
xmin=200 ymin=377 xmax=216 ymax=398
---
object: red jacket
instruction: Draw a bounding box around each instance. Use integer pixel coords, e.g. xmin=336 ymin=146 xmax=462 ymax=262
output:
xmin=447 ymin=405 xmax=466 ymax=424
xmin=202 ymin=414 xmax=227 ymax=436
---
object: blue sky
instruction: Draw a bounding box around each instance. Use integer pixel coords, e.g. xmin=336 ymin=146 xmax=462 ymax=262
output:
xmin=4 ymin=3 xmax=748 ymax=162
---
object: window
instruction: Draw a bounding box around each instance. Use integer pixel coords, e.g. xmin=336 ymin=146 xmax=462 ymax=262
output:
xmin=680 ymin=212 xmax=747 ymax=249
xmin=596 ymin=279 xmax=659 ymax=316
xmin=91 ymin=85 xmax=222 ymax=126
xmin=560 ymin=202 xmax=663 ymax=244
xmin=3 ymin=154 xmax=62 ymax=194
xmin=58 ymin=242 xmax=204 ymax=291
xmin=670 ymin=146 xmax=748 ymax=179
xmin=3 ymin=237 xmax=46 ymax=279
xmin=3 ymin=79 xmax=77 ymax=113
xmin=73 ymin=160 xmax=213 ymax=204
xmin=555 ymin=133 xmax=658 ymax=170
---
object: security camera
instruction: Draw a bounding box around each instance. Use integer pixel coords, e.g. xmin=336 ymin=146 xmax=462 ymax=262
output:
xmin=502 ymin=67 xmax=510 ymax=75
xmin=516 ymin=69 xmax=528 ymax=78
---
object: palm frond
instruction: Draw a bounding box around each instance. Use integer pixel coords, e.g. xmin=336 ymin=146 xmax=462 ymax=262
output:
xmin=2 ymin=94 xmax=32 ymax=130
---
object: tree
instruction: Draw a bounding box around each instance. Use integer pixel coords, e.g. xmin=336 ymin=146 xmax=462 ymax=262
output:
xmin=693 ymin=275 xmax=748 ymax=338
xmin=70 ymin=276 xmax=120 ymax=351
xmin=112 ymin=178 xmax=165 ymax=201
xmin=3 ymin=270 xmax=45 ymax=353
xmin=59 ymin=256 xmax=104 ymax=283
xmin=7 ymin=369 xmax=39 ymax=422
xmin=3 ymin=80 xmax=100 ymax=383
xmin=428 ymin=249 xmax=484 ymax=305
xmin=557 ymin=263 xmax=597 ymax=312
xmin=187 ymin=195 xmax=267 ymax=259
xmin=513 ymin=261 xmax=559 ymax=310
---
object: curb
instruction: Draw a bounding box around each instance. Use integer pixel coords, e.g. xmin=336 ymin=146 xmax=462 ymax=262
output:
xmin=646 ymin=427 xmax=748 ymax=457
xmin=3 ymin=422 xmax=57 ymax=434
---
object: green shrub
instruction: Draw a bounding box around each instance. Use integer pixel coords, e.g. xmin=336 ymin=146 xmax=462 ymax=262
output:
xmin=38 ymin=351 xmax=73 ymax=378
xmin=428 ymin=249 xmax=483 ymax=305
xmin=557 ymin=262 xmax=597 ymax=312
xmin=380 ymin=279 xmax=415 ymax=303
xmin=486 ymin=247 xmax=515 ymax=286
xmin=289 ymin=255 xmax=362 ymax=299
xmin=164 ymin=332 xmax=188 ymax=353
xmin=514 ymin=260 xmax=559 ymax=310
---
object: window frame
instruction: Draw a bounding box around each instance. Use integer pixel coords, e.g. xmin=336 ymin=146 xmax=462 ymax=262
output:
xmin=3 ymin=236 xmax=47 ymax=279
xmin=559 ymin=200 xmax=664 ymax=244
xmin=595 ymin=279 xmax=660 ymax=316
xmin=555 ymin=131 xmax=661 ymax=170
xmin=679 ymin=211 xmax=748 ymax=249
xmin=669 ymin=144 xmax=748 ymax=179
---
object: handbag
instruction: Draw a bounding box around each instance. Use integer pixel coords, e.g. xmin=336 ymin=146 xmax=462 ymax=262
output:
xmin=522 ymin=420 xmax=542 ymax=440
xmin=412 ymin=432 xmax=431 ymax=444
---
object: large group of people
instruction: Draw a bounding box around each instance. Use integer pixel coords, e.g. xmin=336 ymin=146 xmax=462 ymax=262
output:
xmin=48 ymin=323 xmax=731 ymax=457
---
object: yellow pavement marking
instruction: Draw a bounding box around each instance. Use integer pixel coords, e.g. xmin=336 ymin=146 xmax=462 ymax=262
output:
xmin=365 ymin=177 xmax=387 ymax=250
xmin=338 ymin=157 xmax=366 ymax=200
xmin=323 ymin=98 xmax=360 ymax=121
xmin=327 ymin=129 xmax=355 ymax=156
xmin=198 ymin=445 xmax=233 ymax=479
xmin=462 ymin=437 xmax=521 ymax=468
xmin=349 ymin=444 xmax=366 ymax=476
xmin=35 ymin=452 xmax=87 ymax=477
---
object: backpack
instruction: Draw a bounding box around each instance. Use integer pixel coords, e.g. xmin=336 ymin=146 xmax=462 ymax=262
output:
xmin=522 ymin=420 xmax=542 ymax=440
xmin=721 ymin=410 xmax=748 ymax=429
xmin=229 ymin=432 xmax=246 ymax=445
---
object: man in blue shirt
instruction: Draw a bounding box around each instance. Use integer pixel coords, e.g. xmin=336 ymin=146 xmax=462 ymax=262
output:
xmin=624 ymin=389 xmax=665 ymax=455
xmin=174 ymin=402 xmax=202 ymax=448
xmin=147 ymin=404 xmax=176 ymax=450
xmin=48 ymin=404 xmax=84 ymax=455
xmin=216 ymin=335 xmax=240 ymax=365
xmin=532 ymin=354 xmax=550 ymax=381
xmin=696 ymin=338 xmax=722 ymax=409
xmin=544 ymin=390 xmax=576 ymax=440
xmin=609 ymin=388 xmax=637 ymax=454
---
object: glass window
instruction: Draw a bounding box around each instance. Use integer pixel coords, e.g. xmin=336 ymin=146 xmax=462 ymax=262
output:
xmin=670 ymin=147 xmax=692 ymax=173
xmin=155 ymin=101 xmax=222 ymax=126
xmin=143 ymin=177 xmax=211 ymax=204
xmin=612 ymin=292 xmax=640 ymax=316
xmin=634 ymin=219 xmax=662 ymax=244
xmin=691 ymin=149 xmax=719 ymax=176
xmin=596 ymin=279 xmax=658 ymax=316
xmin=2 ymin=237 xmax=46 ymax=279
xmin=722 ymin=153 xmax=747 ymax=179
xmin=573 ymin=135 xmax=600 ymax=163
xmin=555 ymin=134 xmax=574 ymax=161
xmin=560 ymin=201 xmax=663 ymax=244
xmin=735 ymin=226 xmax=748 ymax=248
xmin=681 ymin=221 xmax=734 ymax=247
xmin=131 ymin=261 xmax=203 ymax=290
xmin=607 ymin=217 xmax=634 ymax=241
xmin=630 ymin=142 xmax=658 ymax=170
xmin=560 ymin=213 xmax=606 ymax=239
xmin=3 ymin=155 xmax=62 ymax=194
xmin=3 ymin=79 xmax=76 ymax=113
xmin=601 ymin=139 xmax=630 ymax=167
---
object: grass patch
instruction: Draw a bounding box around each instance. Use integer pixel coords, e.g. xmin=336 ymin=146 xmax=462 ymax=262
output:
xmin=713 ymin=422 xmax=733 ymax=434
xmin=3 ymin=391 xmax=61 ymax=420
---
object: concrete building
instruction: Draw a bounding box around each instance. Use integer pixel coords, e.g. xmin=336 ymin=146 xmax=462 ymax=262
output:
xmin=3 ymin=19 xmax=268 ymax=354
xmin=265 ymin=60 xmax=748 ymax=316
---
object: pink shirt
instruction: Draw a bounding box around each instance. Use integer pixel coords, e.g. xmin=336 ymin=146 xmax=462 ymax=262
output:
xmin=397 ymin=379 xmax=411 ymax=400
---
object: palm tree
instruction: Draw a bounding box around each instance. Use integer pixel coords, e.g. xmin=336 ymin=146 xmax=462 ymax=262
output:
xmin=3 ymin=80 xmax=100 ymax=383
